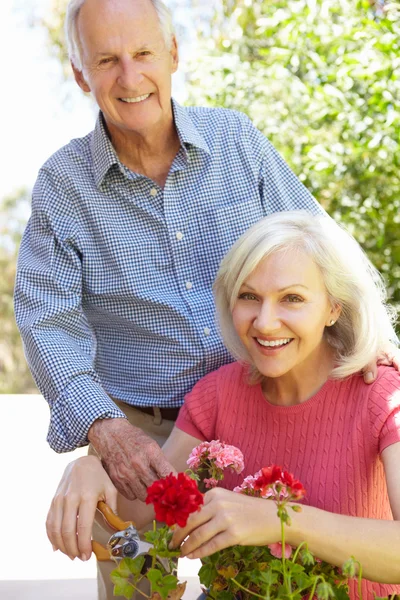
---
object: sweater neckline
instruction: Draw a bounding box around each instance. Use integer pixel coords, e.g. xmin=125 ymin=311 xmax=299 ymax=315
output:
xmin=256 ymin=376 xmax=337 ymax=413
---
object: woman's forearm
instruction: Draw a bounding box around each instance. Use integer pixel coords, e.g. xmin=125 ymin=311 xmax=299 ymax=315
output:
xmin=286 ymin=504 xmax=400 ymax=583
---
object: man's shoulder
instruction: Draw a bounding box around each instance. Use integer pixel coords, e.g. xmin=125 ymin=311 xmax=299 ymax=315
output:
xmin=40 ymin=129 xmax=94 ymax=178
xmin=185 ymin=104 xmax=253 ymax=132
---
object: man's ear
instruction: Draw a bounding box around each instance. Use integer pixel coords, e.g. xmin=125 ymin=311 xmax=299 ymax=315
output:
xmin=71 ymin=61 xmax=91 ymax=93
xmin=170 ymin=35 xmax=179 ymax=74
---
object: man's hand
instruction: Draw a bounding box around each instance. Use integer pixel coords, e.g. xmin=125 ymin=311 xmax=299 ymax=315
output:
xmin=88 ymin=418 xmax=176 ymax=501
xmin=362 ymin=343 xmax=400 ymax=384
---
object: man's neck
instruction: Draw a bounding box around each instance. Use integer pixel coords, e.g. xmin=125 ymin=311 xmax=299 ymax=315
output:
xmin=106 ymin=118 xmax=181 ymax=188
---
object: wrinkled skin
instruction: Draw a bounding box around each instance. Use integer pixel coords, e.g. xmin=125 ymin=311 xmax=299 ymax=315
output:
xmin=88 ymin=418 xmax=175 ymax=501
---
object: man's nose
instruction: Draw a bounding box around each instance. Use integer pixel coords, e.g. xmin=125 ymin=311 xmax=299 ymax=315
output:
xmin=253 ymin=302 xmax=281 ymax=331
xmin=117 ymin=57 xmax=144 ymax=89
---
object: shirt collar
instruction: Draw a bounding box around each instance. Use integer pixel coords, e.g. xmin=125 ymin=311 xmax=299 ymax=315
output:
xmin=171 ymin=98 xmax=210 ymax=157
xmin=91 ymin=113 xmax=120 ymax=189
xmin=91 ymin=98 xmax=210 ymax=189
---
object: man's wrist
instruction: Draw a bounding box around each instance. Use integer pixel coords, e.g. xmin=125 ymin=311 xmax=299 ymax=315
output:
xmin=87 ymin=416 xmax=127 ymax=445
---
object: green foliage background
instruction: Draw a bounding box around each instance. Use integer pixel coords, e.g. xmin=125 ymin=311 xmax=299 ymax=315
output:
xmin=187 ymin=0 xmax=400 ymax=312
xmin=1 ymin=0 xmax=399 ymax=392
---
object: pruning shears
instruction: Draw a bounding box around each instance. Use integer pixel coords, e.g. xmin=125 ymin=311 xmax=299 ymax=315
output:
xmin=92 ymin=501 xmax=169 ymax=571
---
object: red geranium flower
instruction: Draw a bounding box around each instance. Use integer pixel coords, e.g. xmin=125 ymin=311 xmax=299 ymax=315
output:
xmin=254 ymin=465 xmax=306 ymax=501
xmin=146 ymin=472 xmax=204 ymax=527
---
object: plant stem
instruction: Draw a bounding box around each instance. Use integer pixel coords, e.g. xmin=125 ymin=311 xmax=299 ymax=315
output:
xmin=356 ymin=560 xmax=363 ymax=600
xmin=128 ymin=582 xmax=150 ymax=599
xmin=280 ymin=516 xmax=291 ymax=593
xmin=230 ymin=578 xmax=266 ymax=599
xmin=291 ymin=541 xmax=307 ymax=565
xmin=307 ymin=575 xmax=323 ymax=600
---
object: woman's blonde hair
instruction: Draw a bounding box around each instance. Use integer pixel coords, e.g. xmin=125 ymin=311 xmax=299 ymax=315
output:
xmin=213 ymin=210 xmax=398 ymax=379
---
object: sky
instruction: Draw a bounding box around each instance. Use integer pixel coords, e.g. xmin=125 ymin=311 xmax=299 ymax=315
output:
xmin=2 ymin=0 xmax=192 ymax=203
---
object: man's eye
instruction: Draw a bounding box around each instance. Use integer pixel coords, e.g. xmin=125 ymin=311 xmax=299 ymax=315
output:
xmin=99 ymin=57 xmax=115 ymax=66
xmin=238 ymin=292 xmax=258 ymax=301
xmin=138 ymin=51 xmax=151 ymax=57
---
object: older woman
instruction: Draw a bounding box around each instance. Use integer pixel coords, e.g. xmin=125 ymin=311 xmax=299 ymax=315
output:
xmin=47 ymin=211 xmax=400 ymax=599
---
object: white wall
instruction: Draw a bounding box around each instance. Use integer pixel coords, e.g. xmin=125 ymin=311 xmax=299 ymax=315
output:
xmin=0 ymin=395 xmax=199 ymax=582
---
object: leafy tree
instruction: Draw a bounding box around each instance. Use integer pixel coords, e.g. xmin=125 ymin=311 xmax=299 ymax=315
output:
xmin=186 ymin=0 xmax=400 ymax=325
xmin=0 ymin=190 xmax=37 ymax=393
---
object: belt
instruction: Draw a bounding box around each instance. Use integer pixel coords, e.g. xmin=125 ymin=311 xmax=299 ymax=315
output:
xmin=134 ymin=405 xmax=180 ymax=421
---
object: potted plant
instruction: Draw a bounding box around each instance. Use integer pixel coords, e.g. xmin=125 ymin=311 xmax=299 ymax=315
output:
xmin=110 ymin=441 xmax=399 ymax=600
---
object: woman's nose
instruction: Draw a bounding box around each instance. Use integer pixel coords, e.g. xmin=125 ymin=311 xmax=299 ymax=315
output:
xmin=253 ymin=302 xmax=281 ymax=332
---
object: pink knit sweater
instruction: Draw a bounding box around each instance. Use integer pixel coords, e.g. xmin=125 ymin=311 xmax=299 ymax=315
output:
xmin=176 ymin=363 xmax=400 ymax=599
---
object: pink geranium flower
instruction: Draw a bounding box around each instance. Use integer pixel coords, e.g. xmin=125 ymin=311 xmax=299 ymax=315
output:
xmin=268 ymin=542 xmax=293 ymax=559
xmin=187 ymin=440 xmax=244 ymax=485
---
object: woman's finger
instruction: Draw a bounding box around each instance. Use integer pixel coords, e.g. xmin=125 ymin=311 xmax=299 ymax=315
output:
xmin=76 ymin=495 xmax=99 ymax=560
xmin=61 ymin=494 xmax=81 ymax=559
xmin=179 ymin=515 xmax=227 ymax=557
xmin=46 ymin=492 xmax=67 ymax=554
xmin=185 ymin=530 xmax=236 ymax=560
xmin=170 ymin=502 xmax=214 ymax=548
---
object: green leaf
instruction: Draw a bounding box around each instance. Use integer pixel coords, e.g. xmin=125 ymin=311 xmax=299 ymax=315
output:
xmin=110 ymin=573 xmax=134 ymax=599
xmin=146 ymin=568 xmax=179 ymax=600
xmin=199 ymin=563 xmax=219 ymax=588
xmin=113 ymin=581 xmax=134 ymax=600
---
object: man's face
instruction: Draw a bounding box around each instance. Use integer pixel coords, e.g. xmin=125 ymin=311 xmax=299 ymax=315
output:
xmin=73 ymin=0 xmax=178 ymax=139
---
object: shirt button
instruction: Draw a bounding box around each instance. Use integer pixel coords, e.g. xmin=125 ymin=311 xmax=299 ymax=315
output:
xmin=204 ymin=327 xmax=211 ymax=336
xmin=186 ymin=281 xmax=193 ymax=290
xmin=150 ymin=188 xmax=158 ymax=196
xmin=176 ymin=232 xmax=184 ymax=241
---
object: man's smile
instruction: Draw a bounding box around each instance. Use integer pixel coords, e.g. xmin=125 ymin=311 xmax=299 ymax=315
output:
xmin=119 ymin=93 xmax=151 ymax=103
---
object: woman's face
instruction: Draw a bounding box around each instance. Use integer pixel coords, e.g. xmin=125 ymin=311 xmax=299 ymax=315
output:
xmin=231 ymin=249 xmax=340 ymax=379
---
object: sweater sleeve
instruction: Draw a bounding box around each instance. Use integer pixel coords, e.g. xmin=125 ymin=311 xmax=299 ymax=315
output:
xmin=175 ymin=369 xmax=219 ymax=441
xmin=368 ymin=367 xmax=400 ymax=454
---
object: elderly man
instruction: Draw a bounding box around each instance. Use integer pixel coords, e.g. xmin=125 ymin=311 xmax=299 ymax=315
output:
xmin=14 ymin=0 xmax=380 ymax=597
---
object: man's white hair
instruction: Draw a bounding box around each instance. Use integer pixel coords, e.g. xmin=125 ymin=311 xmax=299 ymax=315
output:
xmin=65 ymin=0 xmax=175 ymax=71
xmin=214 ymin=210 xmax=398 ymax=381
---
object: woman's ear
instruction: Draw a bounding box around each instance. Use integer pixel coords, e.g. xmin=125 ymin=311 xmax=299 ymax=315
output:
xmin=327 ymin=303 xmax=342 ymax=327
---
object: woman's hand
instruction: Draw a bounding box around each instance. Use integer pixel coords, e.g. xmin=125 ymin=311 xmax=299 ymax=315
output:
xmin=170 ymin=487 xmax=280 ymax=559
xmin=46 ymin=455 xmax=117 ymax=561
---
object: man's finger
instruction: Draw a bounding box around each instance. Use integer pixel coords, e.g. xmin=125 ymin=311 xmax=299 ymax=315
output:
xmin=128 ymin=479 xmax=149 ymax=502
xmin=152 ymin=455 xmax=177 ymax=479
xmin=362 ymin=361 xmax=377 ymax=384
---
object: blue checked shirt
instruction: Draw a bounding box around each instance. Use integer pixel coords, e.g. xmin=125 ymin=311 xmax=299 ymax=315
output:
xmin=14 ymin=100 xmax=323 ymax=453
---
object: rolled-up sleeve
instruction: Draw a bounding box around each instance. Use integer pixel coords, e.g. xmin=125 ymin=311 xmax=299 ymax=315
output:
xmin=14 ymin=170 xmax=126 ymax=452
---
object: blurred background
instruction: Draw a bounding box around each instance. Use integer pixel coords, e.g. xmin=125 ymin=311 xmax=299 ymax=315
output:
xmin=1 ymin=0 xmax=399 ymax=593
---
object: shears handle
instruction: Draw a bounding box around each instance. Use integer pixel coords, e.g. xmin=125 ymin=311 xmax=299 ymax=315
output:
xmin=92 ymin=501 xmax=135 ymax=561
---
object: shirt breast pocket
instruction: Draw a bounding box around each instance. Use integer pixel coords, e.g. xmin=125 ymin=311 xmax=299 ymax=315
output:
xmin=194 ymin=199 xmax=265 ymax=285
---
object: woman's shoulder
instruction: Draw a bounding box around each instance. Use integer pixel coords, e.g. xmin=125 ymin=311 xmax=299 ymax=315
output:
xmin=367 ymin=365 xmax=400 ymax=406
xmin=336 ymin=365 xmax=400 ymax=397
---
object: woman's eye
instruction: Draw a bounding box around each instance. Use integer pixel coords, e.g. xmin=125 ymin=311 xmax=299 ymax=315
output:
xmin=284 ymin=294 xmax=303 ymax=303
xmin=238 ymin=292 xmax=258 ymax=301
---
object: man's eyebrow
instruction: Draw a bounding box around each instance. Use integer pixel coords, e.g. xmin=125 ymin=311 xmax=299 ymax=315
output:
xmin=94 ymin=44 xmax=154 ymax=57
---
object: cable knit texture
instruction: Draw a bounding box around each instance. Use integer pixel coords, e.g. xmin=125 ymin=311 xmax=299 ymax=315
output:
xmin=176 ymin=363 xmax=400 ymax=599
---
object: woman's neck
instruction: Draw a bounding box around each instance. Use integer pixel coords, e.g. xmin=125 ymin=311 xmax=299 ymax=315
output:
xmin=261 ymin=345 xmax=336 ymax=407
